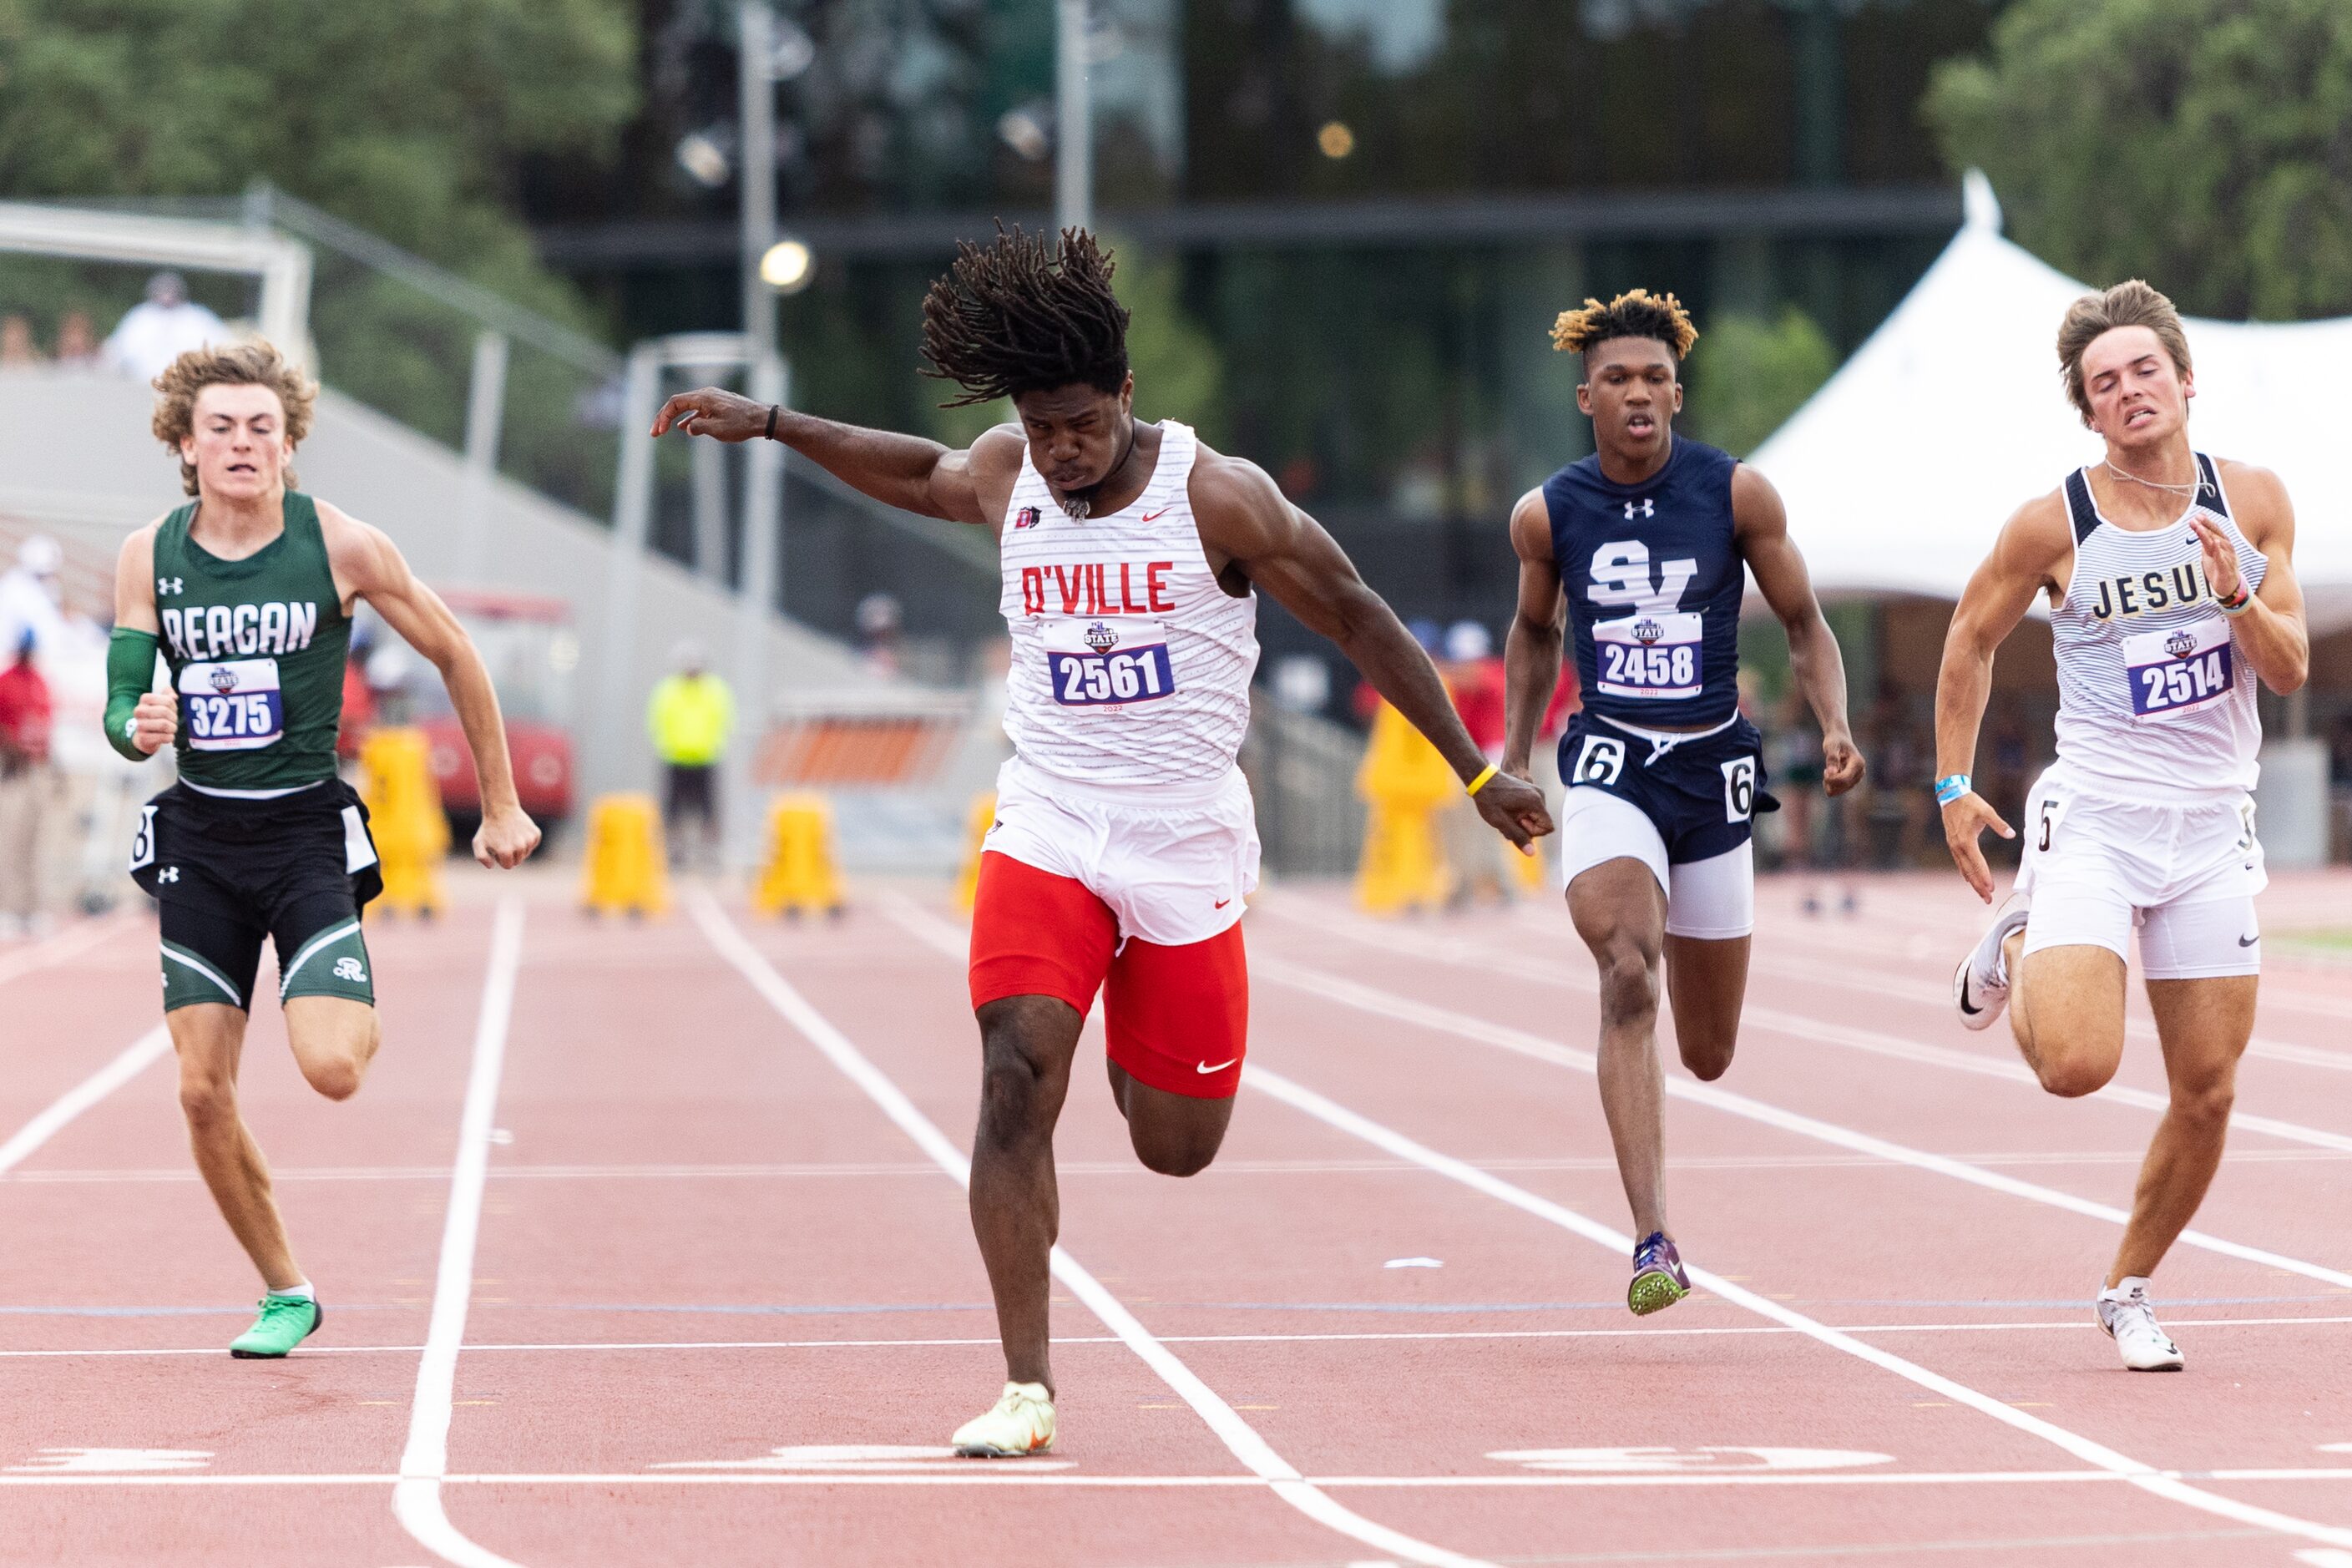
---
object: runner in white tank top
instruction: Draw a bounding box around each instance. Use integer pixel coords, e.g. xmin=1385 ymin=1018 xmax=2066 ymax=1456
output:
xmin=651 ymin=227 xmax=1552 ymax=1454
xmin=1934 ymin=281 xmax=2311 ymax=1373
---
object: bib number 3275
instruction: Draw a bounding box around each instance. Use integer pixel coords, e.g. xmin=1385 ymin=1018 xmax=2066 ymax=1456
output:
xmin=176 ymin=658 xmax=286 ymax=751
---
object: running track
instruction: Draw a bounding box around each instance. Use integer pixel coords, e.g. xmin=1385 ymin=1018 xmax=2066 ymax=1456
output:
xmin=4 ymin=867 xmax=2352 ymax=1566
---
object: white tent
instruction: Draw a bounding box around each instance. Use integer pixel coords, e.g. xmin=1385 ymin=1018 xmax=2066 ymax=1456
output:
xmin=1749 ymin=171 xmax=2352 ymax=604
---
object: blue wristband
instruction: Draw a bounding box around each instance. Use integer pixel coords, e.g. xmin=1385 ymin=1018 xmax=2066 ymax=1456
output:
xmin=1934 ymin=773 xmax=1971 ymax=807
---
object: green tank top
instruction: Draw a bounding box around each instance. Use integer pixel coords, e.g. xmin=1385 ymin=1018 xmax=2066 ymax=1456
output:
xmin=152 ymin=491 xmax=351 ymax=792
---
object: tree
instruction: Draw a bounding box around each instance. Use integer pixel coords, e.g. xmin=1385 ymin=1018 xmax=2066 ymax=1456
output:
xmin=1927 ymin=0 xmax=2352 ymax=321
xmin=1686 ymin=306 xmax=1835 ymax=458
xmin=0 ymin=0 xmax=636 ymax=467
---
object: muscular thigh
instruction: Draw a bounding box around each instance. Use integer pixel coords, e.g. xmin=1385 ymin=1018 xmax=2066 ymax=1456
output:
xmin=2016 ymin=943 xmax=2127 ymax=1068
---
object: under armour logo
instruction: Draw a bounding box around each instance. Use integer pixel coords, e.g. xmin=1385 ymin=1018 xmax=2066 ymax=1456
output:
xmin=1623 ymin=499 xmax=1654 ymax=521
xmin=333 ymin=957 xmax=367 ymax=983
xmin=157 ymin=867 xmax=180 ymax=883
xmin=157 ymin=577 xmax=184 ymax=596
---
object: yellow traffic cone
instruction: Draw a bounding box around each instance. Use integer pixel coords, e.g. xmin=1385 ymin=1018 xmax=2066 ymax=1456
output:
xmin=752 ymin=793 xmax=845 ymax=918
xmin=357 ymin=727 xmax=448 ymax=918
xmin=1353 ymin=701 xmax=1455 ymax=915
xmin=953 ymin=791 xmax=997 ymax=913
xmin=581 ymin=794 xmax=668 ymax=918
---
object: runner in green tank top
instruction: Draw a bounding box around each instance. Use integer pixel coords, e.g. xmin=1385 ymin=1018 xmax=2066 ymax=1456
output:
xmin=105 ymin=341 xmax=543 ymax=1358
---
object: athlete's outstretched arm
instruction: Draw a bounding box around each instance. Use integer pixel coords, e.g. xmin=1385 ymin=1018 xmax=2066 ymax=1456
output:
xmin=321 ymin=506 xmax=541 ymax=871
xmin=1500 ymin=488 xmax=1564 ymax=780
xmin=2200 ymin=463 xmax=2309 ymax=693
xmin=1732 ymin=467 xmax=1863 ymax=797
xmin=1933 ymin=496 xmax=2069 ymax=901
xmin=1192 ymin=456 xmax=1553 ymax=848
xmin=649 ymin=386 xmax=1005 ymax=527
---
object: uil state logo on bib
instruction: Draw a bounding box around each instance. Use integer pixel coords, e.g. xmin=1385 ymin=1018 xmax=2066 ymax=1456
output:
xmin=1044 ymin=615 xmax=1176 ymax=707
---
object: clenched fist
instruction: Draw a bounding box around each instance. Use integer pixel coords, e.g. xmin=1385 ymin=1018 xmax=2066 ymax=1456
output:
xmin=131 ymin=690 xmax=178 ymax=756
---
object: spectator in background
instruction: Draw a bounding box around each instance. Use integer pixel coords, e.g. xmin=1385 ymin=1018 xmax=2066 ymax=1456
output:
xmin=0 ymin=534 xmax=68 ymax=664
xmin=1442 ymin=620 xmax=1511 ymax=907
xmin=1 ymin=315 xmax=43 ymax=366
xmin=855 ymin=591 xmax=903 ymax=676
xmin=336 ymin=625 xmax=379 ymax=765
xmin=0 ymin=631 xmax=55 ymax=938
xmin=649 ymin=641 xmax=733 ymax=873
xmin=101 ymin=272 xmax=230 ymax=382
xmin=54 ymin=311 xmax=99 ymax=368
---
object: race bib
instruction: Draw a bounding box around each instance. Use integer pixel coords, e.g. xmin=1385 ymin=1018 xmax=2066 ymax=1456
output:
xmin=1594 ymin=612 xmax=1702 ymax=701
xmin=178 ymin=657 xmax=285 ymax=751
xmin=1043 ymin=618 xmax=1176 ymax=707
xmin=2122 ymin=617 xmax=2233 ymax=721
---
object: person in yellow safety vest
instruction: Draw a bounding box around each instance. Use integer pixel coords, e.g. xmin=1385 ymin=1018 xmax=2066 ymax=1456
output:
xmin=647 ymin=641 xmax=734 ymax=872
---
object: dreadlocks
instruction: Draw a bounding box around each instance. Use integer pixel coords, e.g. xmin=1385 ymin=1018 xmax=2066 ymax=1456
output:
xmin=920 ymin=226 xmax=1132 ymax=407
xmin=1550 ymin=289 xmax=1700 ymax=362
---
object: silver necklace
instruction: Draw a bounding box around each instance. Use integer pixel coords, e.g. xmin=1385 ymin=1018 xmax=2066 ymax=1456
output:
xmin=2102 ymin=458 xmax=2198 ymax=498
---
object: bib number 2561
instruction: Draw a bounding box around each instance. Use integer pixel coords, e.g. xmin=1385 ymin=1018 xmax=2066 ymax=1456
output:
xmin=1050 ymin=645 xmax=1175 ymax=706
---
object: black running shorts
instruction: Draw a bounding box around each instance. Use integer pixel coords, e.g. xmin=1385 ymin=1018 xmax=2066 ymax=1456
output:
xmin=129 ymin=780 xmax=384 ymax=1014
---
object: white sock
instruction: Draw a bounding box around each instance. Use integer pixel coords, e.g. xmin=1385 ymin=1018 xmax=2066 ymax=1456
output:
xmin=267 ymin=1282 xmax=316 ymax=1301
xmin=2100 ymin=1276 xmax=2149 ymax=1303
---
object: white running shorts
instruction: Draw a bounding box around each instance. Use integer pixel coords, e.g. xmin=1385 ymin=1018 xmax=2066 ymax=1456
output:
xmin=2016 ymin=764 xmax=2265 ymax=979
xmin=1558 ymin=785 xmax=1754 ymax=941
xmin=983 ymin=754 xmax=1261 ymax=948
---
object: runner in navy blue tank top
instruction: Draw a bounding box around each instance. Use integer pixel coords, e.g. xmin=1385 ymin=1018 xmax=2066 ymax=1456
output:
xmin=1497 ymin=291 xmax=1865 ymax=1313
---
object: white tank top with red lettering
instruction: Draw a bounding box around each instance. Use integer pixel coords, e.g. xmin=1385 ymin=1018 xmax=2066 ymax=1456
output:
xmin=997 ymin=421 xmax=1259 ymax=787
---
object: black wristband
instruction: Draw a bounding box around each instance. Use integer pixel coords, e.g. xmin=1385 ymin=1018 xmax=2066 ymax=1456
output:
xmin=763 ymin=403 xmax=778 ymax=441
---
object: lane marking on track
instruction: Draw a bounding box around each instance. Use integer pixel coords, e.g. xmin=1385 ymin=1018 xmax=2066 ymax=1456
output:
xmin=1282 ymin=901 xmax=2352 ymax=1156
xmin=11 ymin=1464 xmax=2352 ymax=1490
xmin=701 ymin=891 xmax=1498 ymax=1568
xmin=0 ymin=1026 xmax=170 ymax=1176
xmin=392 ymin=898 xmax=526 ymax=1568
xmin=1253 ymin=944 xmax=2352 ymax=1292
xmin=0 ymin=913 xmax=127 ymax=991
xmin=14 ymin=1311 xmax=2352 ymax=1358
xmin=1238 ymin=1061 xmax=2352 ymax=1551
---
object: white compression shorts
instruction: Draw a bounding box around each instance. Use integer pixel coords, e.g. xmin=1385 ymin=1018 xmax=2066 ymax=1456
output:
xmin=2016 ymin=764 xmax=2265 ymax=979
xmin=1557 ymin=786 xmax=1754 ymax=941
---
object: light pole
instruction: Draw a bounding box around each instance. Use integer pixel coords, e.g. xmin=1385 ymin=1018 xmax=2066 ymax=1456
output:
xmin=1056 ymin=0 xmax=1092 ymax=235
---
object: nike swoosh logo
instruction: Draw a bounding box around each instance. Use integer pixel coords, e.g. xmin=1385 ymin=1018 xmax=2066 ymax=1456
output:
xmin=1141 ymin=508 xmax=1168 ymax=523
xmin=1196 ymin=1057 xmax=1239 ymax=1075
xmin=2238 ymin=934 xmax=2260 ymax=948
xmin=1215 ymin=898 xmax=1231 ymax=908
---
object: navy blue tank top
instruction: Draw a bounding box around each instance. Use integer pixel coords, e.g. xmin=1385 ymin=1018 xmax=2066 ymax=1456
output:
xmin=1544 ymin=437 xmax=1743 ymax=728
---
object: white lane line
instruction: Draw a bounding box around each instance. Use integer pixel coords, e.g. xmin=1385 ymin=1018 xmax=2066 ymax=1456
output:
xmin=1240 ymin=1062 xmax=2352 ymax=1552
xmin=0 ymin=913 xmax=126 ymax=990
xmin=15 ymin=1311 xmax=2352 ymax=1358
xmin=1281 ymin=901 xmax=2352 ymax=1155
xmin=393 ymin=898 xmax=527 ymax=1568
xmin=695 ymin=891 xmax=1496 ymax=1568
xmin=1253 ymin=952 xmax=2352 ymax=1292
xmin=0 ymin=1026 xmax=171 ymax=1176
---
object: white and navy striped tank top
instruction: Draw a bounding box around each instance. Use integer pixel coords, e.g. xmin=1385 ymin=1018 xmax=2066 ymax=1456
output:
xmin=2051 ymin=453 xmax=2266 ymax=800
xmin=996 ymin=422 xmax=1259 ymax=787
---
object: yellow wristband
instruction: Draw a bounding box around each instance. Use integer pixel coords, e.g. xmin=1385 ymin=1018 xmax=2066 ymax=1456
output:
xmin=1466 ymin=762 xmax=1500 ymax=797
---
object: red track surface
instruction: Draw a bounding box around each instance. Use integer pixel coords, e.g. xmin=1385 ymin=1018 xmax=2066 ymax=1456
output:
xmin=5 ymin=867 xmax=2352 ymax=1566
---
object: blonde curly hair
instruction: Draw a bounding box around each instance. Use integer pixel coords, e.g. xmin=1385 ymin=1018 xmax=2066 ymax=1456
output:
xmin=1550 ymin=289 xmax=1699 ymax=360
xmin=150 ymin=340 xmax=317 ymax=496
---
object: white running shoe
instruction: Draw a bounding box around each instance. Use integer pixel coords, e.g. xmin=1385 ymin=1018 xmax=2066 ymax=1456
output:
xmin=952 ymin=1380 xmax=1056 ymax=1456
xmin=1954 ymin=892 xmax=2031 ymax=1032
xmin=2097 ymin=1279 xmax=2184 ymax=1372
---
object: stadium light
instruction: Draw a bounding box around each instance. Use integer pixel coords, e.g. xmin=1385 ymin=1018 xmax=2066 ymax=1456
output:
xmin=1318 ymin=121 xmax=1357 ymax=159
xmin=760 ymin=239 xmax=814 ymax=294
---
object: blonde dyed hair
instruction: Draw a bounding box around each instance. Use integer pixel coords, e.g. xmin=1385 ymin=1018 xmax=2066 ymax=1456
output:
xmin=1550 ymin=288 xmax=1699 ymax=359
xmin=2056 ymin=281 xmax=2191 ymax=428
xmin=151 ymin=340 xmax=317 ymax=496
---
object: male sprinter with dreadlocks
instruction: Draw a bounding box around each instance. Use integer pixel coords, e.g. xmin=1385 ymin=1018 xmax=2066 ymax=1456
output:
xmin=655 ymin=228 xmax=1551 ymax=1454
xmin=108 ymin=342 xmax=541 ymax=1357
xmin=1500 ymin=291 xmax=1863 ymax=1312
xmin=1939 ymin=282 xmax=2308 ymax=1371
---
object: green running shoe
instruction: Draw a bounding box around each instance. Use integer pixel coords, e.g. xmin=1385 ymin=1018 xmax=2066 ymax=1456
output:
xmin=229 ymin=1294 xmax=322 ymax=1358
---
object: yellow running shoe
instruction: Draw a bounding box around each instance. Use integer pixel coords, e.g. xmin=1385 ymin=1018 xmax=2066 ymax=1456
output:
xmin=952 ymin=1381 xmax=1055 ymax=1457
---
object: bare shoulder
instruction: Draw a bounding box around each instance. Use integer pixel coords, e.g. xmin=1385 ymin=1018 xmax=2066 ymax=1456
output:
xmin=1998 ymin=486 xmax=2075 ymax=564
xmin=966 ymin=423 xmax=1027 ymax=482
xmin=2214 ymin=458 xmax=2294 ymax=542
xmin=313 ymin=498 xmax=404 ymax=588
xmin=1729 ymin=462 xmax=1788 ymax=539
xmin=1509 ymin=486 xmax=1553 ymax=559
xmin=1187 ymin=443 xmax=1287 ymax=518
xmin=116 ymin=517 xmax=163 ymax=572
